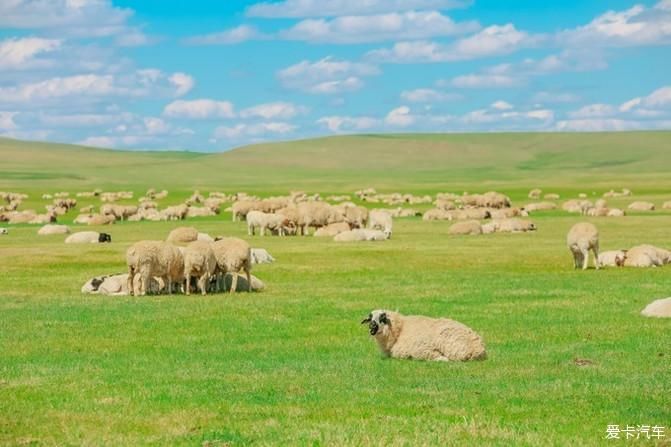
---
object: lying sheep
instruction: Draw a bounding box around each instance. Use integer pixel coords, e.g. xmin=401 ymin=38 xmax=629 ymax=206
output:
xmin=82 ymin=273 xmax=163 ymax=295
xmin=361 ymin=310 xmax=486 ymax=362
xmin=314 ymin=222 xmax=351 ymax=237
xmin=246 ymin=210 xmax=290 ymax=236
xmin=607 ymin=208 xmax=626 ymax=217
xmin=0 ymin=228 xmax=7 ymax=235
xmin=663 ymin=201 xmax=671 ymax=210
xmin=524 ymin=202 xmax=557 ymax=212
xmin=566 ymin=222 xmax=600 ymax=270
xmin=212 ymin=237 xmax=252 ymax=292
xmin=65 ymin=231 xmax=111 ymax=244
xmin=368 ymin=210 xmax=393 ymax=238
xmin=624 ymin=245 xmax=671 ymax=267
xmin=598 ymin=250 xmax=627 ymax=267
xmin=37 ymin=224 xmax=70 ymax=235
xmin=448 ymin=220 xmax=482 ymax=235
xmin=250 ymin=248 xmax=275 ymax=264
xmin=87 ymin=214 xmax=115 ymax=226
xmin=197 ymin=232 xmax=214 ymax=242
xmin=641 ymin=297 xmax=671 ymax=318
xmin=183 ymin=241 xmax=217 ymax=296
xmin=167 ymin=226 xmax=199 ymax=244
xmin=334 ymin=229 xmax=389 ymax=242
xmin=496 ymin=218 xmax=537 ymax=233
xmin=126 ymin=241 xmax=184 ymax=296
xmin=628 ymin=201 xmax=655 ymax=211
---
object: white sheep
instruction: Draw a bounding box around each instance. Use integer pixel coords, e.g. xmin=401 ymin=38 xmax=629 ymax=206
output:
xmin=496 ymin=218 xmax=537 ymax=233
xmin=65 ymin=231 xmax=112 ymax=244
xmin=167 ymin=226 xmax=199 ymax=244
xmin=628 ymin=201 xmax=655 ymax=211
xmin=313 ymin=222 xmax=351 ymax=237
xmin=212 ymin=237 xmax=252 ymax=293
xmin=624 ymin=245 xmax=670 ymax=267
xmin=641 ymin=298 xmax=671 ymax=318
xmin=448 ymin=220 xmax=482 ymax=235
xmin=246 ymin=210 xmax=290 ymax=236
xmin=126 ymin=241 xmax=184 ymax=296
xmin=81 ymin=273 xmax=163 ymax=295
xmin=598 ymin=250 xmax=627 ymax=267
xmin=183 ymin=241 xmax=217 ymax=296
xmin=361 ymin=310 xmax=486 ymax=362
xmin=334 ymin=229 xmax=389 ymax=242
xmin=250 ymin=248 xmax=275 ymax=264
xmin=37 ymin=224 xmax=70 ymax=235
xmin=0 ymin=228 xmax=8 ymax=235
xmin=566 ymin=222 xmax=600 ymax=270
xmin=368 ymin=210 xmax=393 ymax=238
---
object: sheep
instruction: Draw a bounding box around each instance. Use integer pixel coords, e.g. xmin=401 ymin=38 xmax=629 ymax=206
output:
xmin=162 ymin=204 xmax=188 ymax=221
xmin=663 ymin=201 xmax=671 ymax=210
xmin=37 ymin=224 xmax=70 ymax=235
xmin=598 ymin=250 xmax=627 ymax=267
xmin=368 ymin=210 xmax=393 ymax=238
xmin=488 ymin=207 xmax=527 ymax=219
xmin=434 ymin=198 xmax=457 ymax=210
xmin=334 ymin=229 xmax=388 ymax=242
xmin=422 ymin=208 xmax=453 ymax=221
xmin=186 ymin=206 xmax=216 ymax=218
xmin=183 ymin=241 xmax=217 ymax=296
xmin=167 ymin=226 xmax=199 ymax=244
xmin=297 ymin=202 xmax=343 ymax=236
xmin=544 ymin=193 xmax=560 ymax=200
xmin=607 ymin=208 xmax=626 ymax=217
xmin=65 ymin=231 xmax=111 ymax=244
xmin=524 ymin=202 xmax=557 ymax=212
xmin=624 ymin=245 xmax=671 ymax=267
xmin=448 ymin=220 xmax=482 ymax=235
xmin=197 ymin=232 xmax=214 ymax=242
xmin=246 ymin=210 xmax=290 ymax=236
xmin=231 ymin=200 xmax=258 ymax=222
xmin=87 ymin=214 xmax=115 ymax=226
xmin=641 ymin=298 xmax=671 ymax=318
xmin=0 ymin=228 xmax=8 ymax=235
xmin=218 ymin=272 xmax=265 ymax=292
xmin=126 ymin=241 xmax=184 ymax=296
xmin=341 ymin=205 xmax=368 ymax=228
xmin=481 ymin=221 xmax=499 ymax=234
xmin=528 ymin=188 xmax=542 ymax=199
xmin=211 ymin=237 xmax=252 ymax=293
xmin=566 ymin=222 xmax=600 ymax=270
xmin=82 ymin=273 xmax=164 ymax=296
xmin=314 ymin=222 xmax=351 ymax=237
xmin=361 ymin=310 xmax=486 ymax=362
xmin=28 ymin=212 xmax=57 ymax=225
xmin=495 ymin=218 xmax=537 ymax=233
xmin=250 ymin=248 xmax=275 ymax=264
xmin=628 ymin=201 xmax=655 ymax=211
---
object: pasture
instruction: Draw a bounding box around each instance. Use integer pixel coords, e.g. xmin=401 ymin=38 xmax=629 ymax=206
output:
xmin=1 ymin=133 xmax=670 ymax=446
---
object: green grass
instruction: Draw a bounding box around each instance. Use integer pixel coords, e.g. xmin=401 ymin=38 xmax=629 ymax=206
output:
xmin=1 ymin=134 xmax=671 ymax=446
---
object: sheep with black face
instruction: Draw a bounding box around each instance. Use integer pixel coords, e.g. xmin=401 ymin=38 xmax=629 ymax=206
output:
xmin=361 ymin=310 xmax=487 ymax=362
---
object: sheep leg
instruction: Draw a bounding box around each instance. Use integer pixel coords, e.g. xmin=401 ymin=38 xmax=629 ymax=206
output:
xmin=247 ymin=223 xmax=253 ymax=236
xmin=184 ymin=273 xmax=191 ymax=295
xmin=198 ymin=275 xmax=208 ymax=296
xmin=230 ymin=273 xmax=238 ymax=293
xmin=246 ymin=268 xmax=251 ymax=292
xmin=581 ymin=248 xmax=590 ymax=270
xmin=139 ymin=270 xmax=150 ymax=296
xmin=260 ymin=226 xmax=265 ymax=237
xmin=127 ymin=266 xmax=135 ymax=296
xmin=593 ymin=244 xmax=600 ymax=270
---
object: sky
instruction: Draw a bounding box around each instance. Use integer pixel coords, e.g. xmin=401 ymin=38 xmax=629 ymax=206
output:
xmin=0 ymin=0 xmax=670 ymax=152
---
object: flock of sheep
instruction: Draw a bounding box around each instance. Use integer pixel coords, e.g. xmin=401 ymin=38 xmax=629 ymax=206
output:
xmin=2 ymin=185 xmax=670 ymax=362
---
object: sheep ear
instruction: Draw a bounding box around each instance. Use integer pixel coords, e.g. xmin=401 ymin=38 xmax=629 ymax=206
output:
xmin=361 ymin=314 xmax=372 ymax=324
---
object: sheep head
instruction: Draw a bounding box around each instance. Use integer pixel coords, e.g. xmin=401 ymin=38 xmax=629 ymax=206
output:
xmin=361 ymin=310 xmax=390 ymax=336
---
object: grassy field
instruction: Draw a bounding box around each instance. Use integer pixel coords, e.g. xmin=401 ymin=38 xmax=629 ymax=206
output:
xmin=1 ymin=133 xmax=670 ymax=446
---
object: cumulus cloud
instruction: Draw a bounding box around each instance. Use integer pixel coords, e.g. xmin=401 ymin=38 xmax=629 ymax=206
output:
xmin=246 ymin=0 xmax=470 ymax=18
xmin=168 ymin=73 xmax=195 ymax=96
xmin=280 ymin=11 xmax=478 ymax=44
xmin=0 ymin=37 xmax=62 ymax=70
xmin=184 ymin=25 xmax=265 ymax=45
xmin=385 ymin=106 xmax=416 ymax=127
xmin=450 ymin=74 xmax=521 ymax=88
xmin=277 ymin=57 xmax=379 ymax=94
xmin=163 ymin=99 xmax=235 ymax=119
xmin=0 ymin=111 xmax=19 ymax=131
xmin=568 ymin=103 xmax=616 ymax=119
xmin=462 ymin=107 xmax=554 ymax=127
xmin=400 ymin=89 xmax=460 ymax=103
xmin=491 ymin=100 xmax=513 ymax=110
xmin=555 ymin=119 xmax=644 ymax=132
xmin=316 ymin=115 xmax=379 ymax=132
xmin=621 ymin=86 xmax=671 ymax=111
xmin=212 ymin=122 xmax=296 ymax=139
xmin=240 ymin=102 xmax=306 ymax=119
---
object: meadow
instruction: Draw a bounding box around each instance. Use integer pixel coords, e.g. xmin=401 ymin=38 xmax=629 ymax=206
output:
xmin=1 ymin=132 xmax=670 ymax=446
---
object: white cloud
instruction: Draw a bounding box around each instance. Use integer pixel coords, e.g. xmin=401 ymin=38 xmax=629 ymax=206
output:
xmin=143 ymin=117 xmax=171 ymax=135
xmin=491 ymin=100 xmax=513 ymax=110
xmin=163 ymin=99 xmax=235 ymax=119
xmin=168 ymin=73 xmax=195 ymax=97
xmin=568 ymin=103 xmax=616 ymax=119
xmin=400 ymin=89 xmax=460 ymax=103
xmin=184 ymin=25 xmax=264 ymax=45
xmin=277 ymin=57 xmax=379 ymax=94
xmin=79 ymin=135 xmax=116 ymax=148
xmin=618 ymin=86 xmax=671 ymax=114
xmin=280 ymin=11 xmax=479 ymax=44
xmin=0 ymin=112 xmax=19 ymax=130
xmin=213 ymin=122 xmax=296 ymax=139
xmin=115 ymin=30 xmax=158 ymax=47
xmin=450 ymin=74 xmax=521 ymax=88
xmin=532 ymin=91 xmax=581 ymax=104
xmin=555 ymin=119 xmax=644 ymax=132
xmin=316 ymin=115 xmax=379 ymax=132
xmin=0 ymin=37 xmax=62 ymax=70
xmin=240 ymin=102 xmax=306 ymax=119
xmin=39 ymin=112 xmax=133 ymax=127
xmin=385 ymin=106 xmax=416 ymax=127
xmin=367 ymin=24 xmax=537 ymax=63
xmin=462 ymin=108 xmax=554 ymax=127
xmin=246 ymin=0 xmax=469 ymax=18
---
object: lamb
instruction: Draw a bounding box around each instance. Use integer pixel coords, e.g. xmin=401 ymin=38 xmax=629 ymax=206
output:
xmin=566 ymin=222 xmax=600 ymax=270
xmin=598 ymin=250 xmax=627 ymax=267
xmin=246 ymin=210 xmax=290 ymax=236
xmin=641 ymin=298 xmax=671 ymax=318
xmin=368 ymin=210 xmax=393 ymax=238
xmin=628 ymin=201 xmax=655 ymax=211
xmin=167 ymin=226 xmax=199 ymax=244
xmin=211 ymin=237 xmax=252 ymax=292
xmin=448 ymin=220 xmax=482 ymax=235
xmin=65 ymin=231 xmax=111 ymax=243
xmin=361 ymin=310 xmax=486 ymax=362
xmin=334 ymin=229 xmax=389 ymax=242
xmin=624 ymin=245 xmax=671 ymax=267
xmin=250 ymin=248 xmax=275 ymax=264
xmin=126 ymin=241 xmax=184 ymax=296
xmin=37 ymin=224 xmax=70 ymax=235
xmin=313 ymin=222 xmax=351 ymax=237
xmin=182 ymin=241 xmax=217 ymax=295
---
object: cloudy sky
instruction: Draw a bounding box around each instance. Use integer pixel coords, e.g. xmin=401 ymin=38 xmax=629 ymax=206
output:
xmin=0 ymin=0 xmax=670 ymax=151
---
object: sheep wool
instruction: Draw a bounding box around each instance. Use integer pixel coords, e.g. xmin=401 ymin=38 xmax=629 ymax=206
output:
xmin=212 ymin=237 xmax=252 ymax=292
xmin=566 ymin=222 xmax=600 ymax=270
xmin=183 ymin=240 xmax=217 ymax=295
xmin=448 ymin=220 xmax=482 ymax=235
xmin=641 ymin=298 xmax=671 ymax=318
xmin=167 ymin=226 xmax=199 ymax=244
xmin=126 ymin=241 xmax=184 ymax=296
xmin=37 ymin=224 xmax=70 ymax=235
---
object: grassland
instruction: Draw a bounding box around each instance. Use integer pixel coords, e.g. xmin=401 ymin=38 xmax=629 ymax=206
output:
xmin=1 ymin=133 xmax=670 ymax=446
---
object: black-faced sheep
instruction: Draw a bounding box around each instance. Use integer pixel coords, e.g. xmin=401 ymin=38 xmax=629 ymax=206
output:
xmin=65 ymin=231 xmax=112 ymax=244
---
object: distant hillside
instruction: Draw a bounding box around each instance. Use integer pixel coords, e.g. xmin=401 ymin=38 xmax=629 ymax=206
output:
xmin=1 ymin=132 xmax=670 ymax=195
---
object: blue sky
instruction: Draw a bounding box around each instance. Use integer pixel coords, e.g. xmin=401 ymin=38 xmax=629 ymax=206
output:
xmin=0 ymin=0 xmax=669 ymax=151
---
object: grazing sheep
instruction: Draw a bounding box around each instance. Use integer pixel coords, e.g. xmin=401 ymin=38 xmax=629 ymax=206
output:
xmin=641 ymin=298 xmax=671 ymax=318
xmin=37 ymin=224 xmax=70 ymax=235
xmin=496 ymin=218 xmax=537 ymax=233
xmin=448 ymin=220 xmax=482 ymax=235
xmin=65 ymin=231 xmax=111 ymax=244
xmin=528 ymin=188 xmax=542 ymax=199
xmin=297 ymin=201 xmax=343 ymax=235
xmin=624 ymin=245 xmax=671 ymax=267
xmin=231 ymin=200 xmax=258 ymax=222
xmin=183 ymin=241 xmax=217 ymax=296
xmin=314 ymin=222 xmax=351 ymax=237
xmin=566 ymin=222 xmax=600 ymax=270
xmin=361 ymin=310 xmax=486 ymax=362
xmin=334 ymin=229 xmax=389 ymax=242
xmin=246 ymin=210 xmax=290 ymax=236
xmin=0 ymin=228 xmax=8 ymax=235
xmin=250 ymin=248 xmax=275 ymax=264
xmin=598 ymin=250 xmax=627 ymax=267
xmin=126 ymin=241 xmax=184 ymax=296
xmin=167 ymin=226 xmax=199 ymax=244
xmin=628 ymin=201 xmax=655 ymax=211
xmin=162 ymin=204 xmax=188 ymax=221
xmin=212 ymin=237 xmax=252 ymax=293
xmin=368 ymin=210 xmax=393 ymax=238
